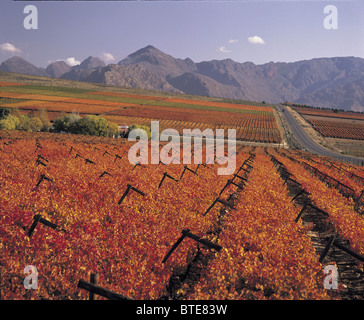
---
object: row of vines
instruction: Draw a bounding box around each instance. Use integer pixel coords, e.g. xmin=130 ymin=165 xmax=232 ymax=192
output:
xmin=0 ymin=130 xmax=363 ymax=300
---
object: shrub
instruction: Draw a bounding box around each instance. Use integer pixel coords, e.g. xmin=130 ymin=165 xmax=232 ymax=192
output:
xmin=128 ymin=124 xmax=151 ymax=140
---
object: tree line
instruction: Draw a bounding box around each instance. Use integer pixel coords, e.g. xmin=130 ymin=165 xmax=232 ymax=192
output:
xmin=0 ymin=107 xmax=121 ymax=137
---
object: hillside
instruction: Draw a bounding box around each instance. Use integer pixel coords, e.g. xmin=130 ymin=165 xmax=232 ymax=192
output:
xmin=1 ymin=46 xmax=364 ymax=112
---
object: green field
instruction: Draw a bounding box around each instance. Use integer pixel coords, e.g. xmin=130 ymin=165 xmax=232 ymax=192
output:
xmin=0 ymin=79 xmax=273 ymax=116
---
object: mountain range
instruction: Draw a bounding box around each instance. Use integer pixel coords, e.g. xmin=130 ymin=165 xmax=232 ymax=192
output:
xmin=1 ymin=45 xmax=364 ymax=112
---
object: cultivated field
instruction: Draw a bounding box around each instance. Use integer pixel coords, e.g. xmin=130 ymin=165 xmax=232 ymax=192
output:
xmin=1 ymin=75 xmax=363 ymax=301
xmin=0 ymin=79 xmax=282 ymax=143
xmin=288 ymin=105 xmax=364 ymax=158
xmin=0 ymin=130 xmax=363 ymax=300
xmin=291 ymin=105 xmax=364 ymax=141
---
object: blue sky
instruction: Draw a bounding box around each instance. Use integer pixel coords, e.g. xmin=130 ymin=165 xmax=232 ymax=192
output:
xmin=0 ymin=0 xmax=363 ymax=67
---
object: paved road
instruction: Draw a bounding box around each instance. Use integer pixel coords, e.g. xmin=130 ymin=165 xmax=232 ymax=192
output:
xmin=277 ymin=104 xmax=364 ymax=165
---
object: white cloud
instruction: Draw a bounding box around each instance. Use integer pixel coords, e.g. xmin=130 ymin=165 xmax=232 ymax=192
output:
xmin=0 ymin=42 xmax=22 ymax=54
xmin=101 ymin=52 xmax=115 ymax=62
xmin=218 ymin=46 xmax=231 ymax=53
xmin=65 ymin=57 xmax=80 ymax=66
xmin=248 ymin=36 xmax=265 ymax=45
xmin=228 ymin=39 xmax=239 ymax=44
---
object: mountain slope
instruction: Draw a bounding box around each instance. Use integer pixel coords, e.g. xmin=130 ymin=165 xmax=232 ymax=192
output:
xmin=66 ymin=63 xmax=181 ymax=93
xmin=46 ymin=60 xmax=72 ymax=78
xmin=77 ymin=56 xmax=106 ymax=70
xmin=1 ymin=47 xmax=364 ymax=112
xmin=118 ymin=45 xmax=197 ymax=78
xmin=296 ymin=76 xmax=364 ymax=112
xmin=0 ymin=56 xmax=49 ymax=77
xmin=168 ymin=72 xmax=243 ymax=98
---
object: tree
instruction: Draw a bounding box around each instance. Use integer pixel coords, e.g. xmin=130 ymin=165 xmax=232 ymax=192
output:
xmin=0 ymin=107 xmax=10 ymax=120
xmin=53 ymin=113 xmax=81 ymax=133
xmin=16 ymin=115 xmax=31 ymax=131
xmin=10 ymin=108 xmax=22 ymax=119
xmin=107 ymin=121 xmax=120 ymax=137
xmin=0 ymin=115 xmax=20 ymax=130
xmin=27 ymin=117 xmax=43 ymax=131
xmin=72 ymin=115 xmax=119 ymax=137
xmin=53 ymin=113 xmax=119 ymax=137
xmin=128 ymin=124 xmax=151 ymax=140
xmin=38 ymin=108 xmax=51 ymax=131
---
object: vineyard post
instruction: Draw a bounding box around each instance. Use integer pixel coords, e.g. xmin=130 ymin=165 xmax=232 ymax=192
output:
xmin=162 ymin=229 xmax=190 ymax=263
xmin=118 ymin=184 xmax=145 ymax=204
xmin=118 ymin=184 xmax=132 ymax=205
xmin=89 ymin=273 xmax=99 ymax=300
xmin=319 ymin=235 xmax=335 ymax=263
xmin=77 ymin=279 xmax=133 ymax=300
xmin=158 ymin=172 xmax=178 ymax=189
xmin=162 ymin=229 xmax=222 ymax=263
xmin=27 ymin=214 xmax=41 ymax=237
xmin=354 ymin=190 xmax=364 ymax=214
xmin=295 ymin=202 xmax=308 ymax=223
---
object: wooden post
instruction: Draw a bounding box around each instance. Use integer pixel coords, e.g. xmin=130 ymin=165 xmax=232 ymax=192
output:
xmin=179 ymin=166 xmax=187 ymax=180
xmin=319 ymin=235 xmax=335 ymax=263
xmin=333 ymin=240 xmax=364 ymax=262
xmin=77 ymin=279 xmax=133 ymax=300
xmin=118 ymin=184 xmax=145 ymax=204
xmin=180 ymin=166 xmax=197 ymax=181
xmin=203 ymin=197 xmax=235 ymax=216
xmin=162 ymin=229 xmax=190 ymax=263
xmin=99 ymin=171 xmax=112 ymax=178
xmin=158 ymin=172 xmax=178 ymax=189
xmin=354 ymin=190 xmax=364 ymax=213
xmin=89 ymin=273 xmax=99 ymax=300
xmin=35 ymin=174 xmax=53 ymax=188
xmin=27 ymin=214 xmax=66 ymax=237
xmin=232 ymin=173 xmax=247 ymax=183
xmin=132 ymin=162 xmax=141 ymax=171
xmin=85 ymin=158 xmax=95 ymax=165
xmin=290 ymin=189 xmax=309 ymax=202
xmin=203 ymin=198 xmax=218 ymax=216
xmin=27 ymin=214 xmax=42 ymax=237
xmin=216 ymin=198 xmax=235 ymax=210
xmin=162 ymin=229 xmax=222 ymax=263
xmin=182 ymin=229 xmax=222 ymax=252
xmin=295 ymin=202 xmax=308 ymax=223
xmin=218 ymin=180 xmax=231 ymax=196
xmin=118 ymin=184 xmax=132 ymax=205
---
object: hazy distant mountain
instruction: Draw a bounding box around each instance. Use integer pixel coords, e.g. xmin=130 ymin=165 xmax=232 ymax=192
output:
xmin=0 ymin=56 xmax=49 ymax=77
xmin=84 ymin=63 xmax=182 ymax=93
xmin=1 ymin=47 xmax=364 ymax=112
xmin=60 ymin=56 xmax=106 ymax=81
xmin=168 ymin=72 xmax=242 ymax=98
xmin=60 ymin=67 xmax=96 ymax=82
xmin=297 ymin=76 xmax=364 ymax=112
xmin=117 ymin=46 xmax=364 ymax=111
xmin=118 ymin=45 xmax=197 ymax=78
xmin=46 ymin=60 xmax=71 ymax=78
xmin=77 ymin=56 xmax=106 ymax=70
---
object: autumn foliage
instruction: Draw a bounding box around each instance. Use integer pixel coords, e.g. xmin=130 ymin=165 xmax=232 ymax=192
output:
xmin=0 ymin=130 xmax=362 ymax=300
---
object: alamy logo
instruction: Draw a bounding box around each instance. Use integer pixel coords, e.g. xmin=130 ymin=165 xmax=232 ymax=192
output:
xmin=128 ymin=121 xmax=236 ymax=175
xmin=323 ymin=5 xmax=338 ymax=30
xmin=23 ymin=5 xmax=38 ymax=30
xmin=323 ymin=264 xmax=338 ymax=290
xmin=23 ymin=265 xmax=38 ymax=290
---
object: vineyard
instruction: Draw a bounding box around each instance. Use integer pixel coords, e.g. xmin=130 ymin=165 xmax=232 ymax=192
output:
xmin=290 ymin=105 xmax=364 ymax=121
xmin=290 ymin=105 xmax=364 ymax=141
xmin=0 ymin=82 xmax=282 ymax=143
xmin=304 ymin=118 xmax=364 ymax=140
xmin=1 ymin=130 xmax=363 ymax=300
